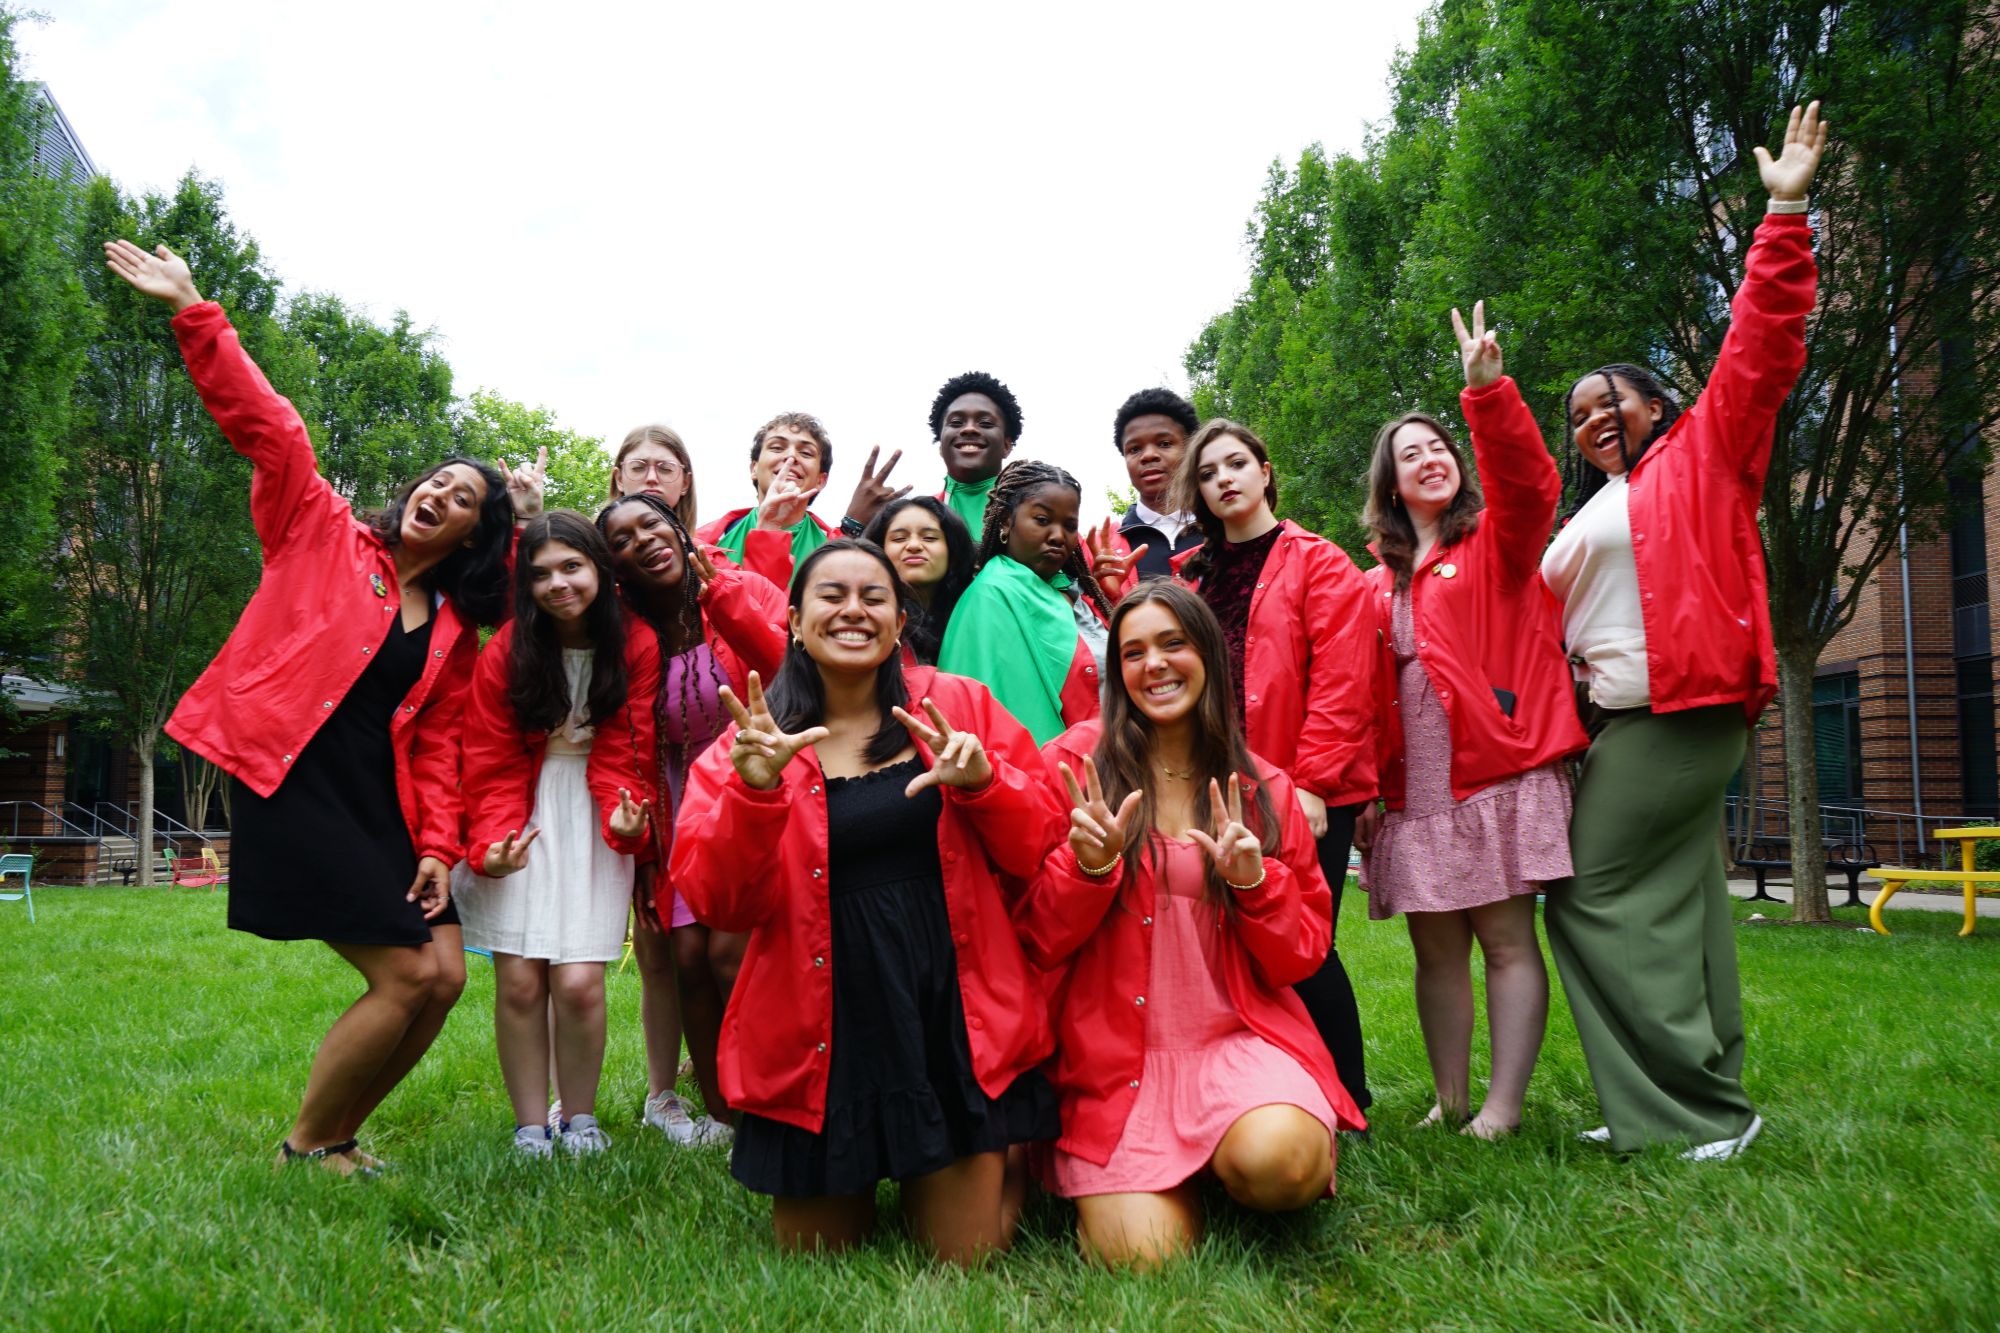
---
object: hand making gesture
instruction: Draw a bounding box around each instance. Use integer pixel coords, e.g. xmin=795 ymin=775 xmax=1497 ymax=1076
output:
xmin=758 ymin=472 xmax=818 ymax=532
xmin=843 ymin=446 xmax=913 ymax=526
xmin=406 ymin=855 xmax=453 ymax=919
xmin=1451 ymin=299 xmax=1502 ymax=389
xmin=687 ymin=538 xmax=721 ymax=589
xmin=609 ymin=786 xmax=652 ymax=840
xmin=1085 ymin=518 xmax=1149 ymax=598
xmin=1059 ymin=756 xmax=1143 ymax=875
xmin=500 ymin=445 xmax=550 ymax=521
xmin=482 ymin=826 xmax=542 ymax=877
xmin=891 ymin=697 xmax=994 ymax=797
xmin=102 ymin=239 xmax=203 ymax=312
xmin=1756 ymin=100 xmax=1829 ymax=203
xmin=1186 ymin=774 xmax=1265 ymax=889
xmin=718 ymin=671 xmax=829 ymax=790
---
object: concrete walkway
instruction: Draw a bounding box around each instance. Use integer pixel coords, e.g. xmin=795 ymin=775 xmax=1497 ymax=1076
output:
xmin=1726 ymin=876 xmax=2000 ymax=919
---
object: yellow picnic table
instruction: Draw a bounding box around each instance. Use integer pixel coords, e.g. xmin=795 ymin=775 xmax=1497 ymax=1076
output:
xmin=1868 ymin=826 xmax=2000 ymax=937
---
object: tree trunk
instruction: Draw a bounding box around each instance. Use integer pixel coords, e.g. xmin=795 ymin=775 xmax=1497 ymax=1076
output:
xmin=135 ymin=731 xmax=157 ymax=888
xmin=182 ymin=752 xmax=220 ymax=833
xmin=1776 ymin=644 xmax=1832 ymax=923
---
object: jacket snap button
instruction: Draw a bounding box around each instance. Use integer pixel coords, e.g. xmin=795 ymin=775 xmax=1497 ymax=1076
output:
xmin=1255 ymin=582 xmax=1264 ymax=589
xmin=433 ymin=650 xmax=443 ymax=658
xmin=811 ymin=785 xmax=820 ymax=794
xmin=1085 ymin=666 xmax=1095 ymax=676
xmin=970 ymin=1016 xmax=983 ymax=1030
xmin=1644 ymin=592 xmax=1655 ymax=601
xmin=1142 ymin=916 xmax=1152 ymax=925
xmin=1440 ymin=691 xmax=1450 ymax=701
xmin=817 ymin=1042 xmax=827 ymax=1052
xmin=955 ymin=932 xmax=969 ymax=945
xmin=282 ymin=754 xmax=292 ymax=763
xmin=813 ymin=956 xmax=824 ymax=967
xmin=1248 ymin=694 xmax=1258 ymax=703
xmin=322 ymin=701 xmax=332 ymax=709
xmin=362 ymin=647 xmax=371 ymax=654
xmin=1129 ymin=1080 xmax=1140 ymax=1089
xmin=1134 ymin=996 xmax=1146 ymax=1007
xmin=812 ymin=868 xmax=822 ymax=879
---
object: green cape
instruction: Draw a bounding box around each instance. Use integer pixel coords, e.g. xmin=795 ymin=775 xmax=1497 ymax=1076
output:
xmin=941 ymin=474 xmax=998 ymax=538
xmin=714 ymin=506 xmax=829 ymax=581
xmin=938 ymin=555 xmax=1077 ymax=745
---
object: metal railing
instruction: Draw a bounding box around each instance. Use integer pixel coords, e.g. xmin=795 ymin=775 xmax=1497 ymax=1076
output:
xmin=88 ymin=801 xmax=203 ymax=846
xmin=1724 ymin=796 xmax=1987 ymax=868
xmin=0 ymin=801 xmax=98 ymax=840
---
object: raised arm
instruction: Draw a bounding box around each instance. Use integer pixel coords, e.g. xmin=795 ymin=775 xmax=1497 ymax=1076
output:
xmin=1690 ymin=102 xmax=1827 ymax=490
xmin=1217 ymin=771 xmax=1332 ymax=990
xmin=1012 ymin=748 xmax=1141 ymax=969
xmin=104 ymin=240 xmax=344 ymax=554
xmin=1451 ymin=303 xmax=1561 ymax=584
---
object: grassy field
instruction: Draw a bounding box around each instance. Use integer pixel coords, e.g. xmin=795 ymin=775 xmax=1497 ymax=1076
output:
xmin=1 ymin=886 xmax=1995 ymax=1331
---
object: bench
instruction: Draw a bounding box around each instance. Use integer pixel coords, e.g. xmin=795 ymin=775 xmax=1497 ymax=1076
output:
xmin=1733 ymin=838 xmax=1875 ymax=909
xmin=1870 ymin=826 xmax=2000 ymax=937
xmin=166 ymin=846 xmax=225 ymax=891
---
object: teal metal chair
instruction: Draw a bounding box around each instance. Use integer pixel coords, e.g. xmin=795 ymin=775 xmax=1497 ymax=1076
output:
xmin=0 ymin=854 xmax=34 ymax=924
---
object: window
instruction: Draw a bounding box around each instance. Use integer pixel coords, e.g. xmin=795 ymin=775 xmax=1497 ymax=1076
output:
xmin=1812 ymin=672 xmax=1863 ymax=805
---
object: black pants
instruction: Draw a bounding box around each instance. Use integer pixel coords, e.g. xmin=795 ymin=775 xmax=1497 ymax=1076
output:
xmin=1294 ymin=801 xmax=1371 ymax=1113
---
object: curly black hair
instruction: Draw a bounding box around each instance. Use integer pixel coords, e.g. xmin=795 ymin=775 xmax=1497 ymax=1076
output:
xmin=929 ymin=371 xmax=1023 ymax=443
xmin=1111 ymin=387 xmax=1199 ymax=452
xmin=972 ymin=459 xmax=1112 ymax=619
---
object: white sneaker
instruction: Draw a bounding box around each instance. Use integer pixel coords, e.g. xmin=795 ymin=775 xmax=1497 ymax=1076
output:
xmin=691 ymin=1117 xmax=735 ymax=1149
xmin=512 ymin=1125 xmax=554 ymax=1159
xmin=560 ymin=1113 xmax=611 ymax=1155
xmin=1578 ymin=1125 xmax=1612 ymax=1144
xmin=1681 ymin=1113 xmax=1762 ymax=1162
xmin=644 ymin=1090 xmax=699 ymax=1145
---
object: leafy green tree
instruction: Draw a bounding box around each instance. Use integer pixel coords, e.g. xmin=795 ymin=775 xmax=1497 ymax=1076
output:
xmin=0 ymin=7 xmax=95 ymax=697
xmin=63 ymin=173 xmax=287 ymax=883
xmin=454 ymin=389 xmax=611 ymax=514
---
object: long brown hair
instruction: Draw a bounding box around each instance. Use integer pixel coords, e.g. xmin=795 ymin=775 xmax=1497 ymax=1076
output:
xmin=1091 ymin=582 xmax=1281 ymax=908
xmin=1362 ymin=411 xmax=1484 ymax=591
xmin=1167 ymin=419 xmax=1281 ymax=582
xmin=608 ymin=424 xmax=699 ymax=531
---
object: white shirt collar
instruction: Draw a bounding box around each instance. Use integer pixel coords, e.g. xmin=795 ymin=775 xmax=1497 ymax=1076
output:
xmin=1129 ymin=498 xmax=1193 ymax=543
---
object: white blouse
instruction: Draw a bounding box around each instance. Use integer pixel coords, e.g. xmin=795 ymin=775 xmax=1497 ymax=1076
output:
xmin=1540 ymin=474 xmax=1651 ymax=709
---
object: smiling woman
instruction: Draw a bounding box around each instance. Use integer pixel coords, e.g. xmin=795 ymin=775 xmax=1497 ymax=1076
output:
xmin=100 ymin=237 xmax=516 ymax=1178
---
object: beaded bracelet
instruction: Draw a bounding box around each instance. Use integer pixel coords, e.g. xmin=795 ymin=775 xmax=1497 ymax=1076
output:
xmin=1078 ymin=851 xmax=1123 ymax=879
xmin=1224 ymin=858 xmax=1268 ymax=892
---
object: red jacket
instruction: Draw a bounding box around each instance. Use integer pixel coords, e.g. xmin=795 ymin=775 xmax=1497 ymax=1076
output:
xmin=1367 ymin=377 xmax=1589 ymax=806
xmin=1177 ymin=521 xmax=1378 ymax=805
xmin=693 ymin=506 xmax=840 ymax=590
xmin=459 ymin=611 xmax=659 ymax=871
xmin=163 ymin=302 xmax=474 ymax=866
xmin=1018 ymin=722 xmax=1367 ymax=1163
xmin=1624 ymin=212 xmax=1815 ymax=720
xmin=669 ymin=666 xmax=1062 ymax=1133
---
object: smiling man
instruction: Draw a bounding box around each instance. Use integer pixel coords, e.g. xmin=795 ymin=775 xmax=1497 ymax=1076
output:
xmin=696 ymin=412 xmax=842 ymax=588
xmin=930 ymin=371 xmax=1021 ymax=538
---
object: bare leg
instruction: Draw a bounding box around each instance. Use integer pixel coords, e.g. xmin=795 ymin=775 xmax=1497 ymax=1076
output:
xmin=704 ymin=929 xmax=748 ymax=1123
xmin=332 ymin=924 xmax=467 ymax=1143
xmin=1000 ymin=1144 xmax=1030 ymax=1244
xmin=492 ymin=953 xmax=553 ymax=1129
xmin=1211 ymin=1104 xmax=1333 ymax=1211
xmin=1465 ymin=895 xmax=1548 ymax=1138
xmin=546 ymin=999 xmax=560 ymax=1111
xmin=549 ymin=961 xmax=609 ymax=1121
xmin=1074 ymin=1185 xmax=1203 ymax=1269
xmin=673 ymin=924 xmax=728 ymax=1120
xmin=1407 ymin=910 xmax=1475 ymax=1123
xmin=281 ymin=939 xmax=442 ymax=1174
xmin=900 ymin=1150 xmax=1008 ymax=1265
xmin=771 ymin=1193 xmax=876 ymax=1255
xmin=632 ymin=912 xmax=683 ymax=1098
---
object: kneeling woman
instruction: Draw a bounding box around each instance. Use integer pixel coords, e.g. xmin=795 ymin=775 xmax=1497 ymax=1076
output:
xmin=1019 ymin=584 xmax=1364 ymax=1267
xmin=460 ymin=512 xmax=657 ymax=1156
xmin=599 ymin=493 xmax=788 ymax=1146
xmin=672 ymin=540 xmax=1062 ymax=1264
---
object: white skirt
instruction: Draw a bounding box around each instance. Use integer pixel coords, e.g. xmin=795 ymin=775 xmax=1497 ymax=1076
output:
xmin=457 ymin=752 xmax=634 ymax=964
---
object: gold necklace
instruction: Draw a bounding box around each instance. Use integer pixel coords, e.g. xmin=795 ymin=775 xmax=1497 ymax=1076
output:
xmin=1158 ymin=762 xmax=1195 ymax=781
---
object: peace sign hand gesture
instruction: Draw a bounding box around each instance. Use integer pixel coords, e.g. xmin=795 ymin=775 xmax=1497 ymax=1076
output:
xmin=1451 ymin=300 xmax=1503 ymax=389
xmin=482 ymin=826 xmax=541 ymax=878
xmin=501 ymin=445 xmax=550 ymax=521
xmin=1755 ymin=101 xmax=1829 ymax=202
xmin=1059 ymin=757 xmax=1143 ymax=874
xmin=1085 ymin=518 xmax=1149 ymax=597
xmin=609 ymin=786 xmax=652 ymax=840
xmin=892 ymin=698 xmax=993 ymax=797
xmin=843 ymin=445 xmax=913 ymax=526
xmin=1186 ymin=774 xmax=1264 ymax=888
xmin=102 ymin=239 xmax=203 ymax=313
xmin=718 ymin=671 xmax=829 ymax=790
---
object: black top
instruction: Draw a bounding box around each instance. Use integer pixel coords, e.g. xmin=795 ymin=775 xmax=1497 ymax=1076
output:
xmin=1202 ymin=525 xmax=1284 ymax=720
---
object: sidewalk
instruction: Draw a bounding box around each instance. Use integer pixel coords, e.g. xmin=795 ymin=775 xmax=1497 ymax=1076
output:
xmin=1726 ymin=876 xmax=2000 ymax=919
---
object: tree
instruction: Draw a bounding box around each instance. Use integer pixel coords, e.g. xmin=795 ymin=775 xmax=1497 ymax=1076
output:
xmin=0 ymin=7 xmax=95 ymax=695
xmin=1188 ymin=0 xmax=2000 ymax=922
xmin=454 ymin=389 xmax=611 ymax=513
xmin=62 ymin=172 xmax=288 ymax=883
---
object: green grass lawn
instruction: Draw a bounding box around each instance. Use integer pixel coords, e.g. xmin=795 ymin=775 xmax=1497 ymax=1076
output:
xmin=1 ymin=887 xmax=1996 ymax=1330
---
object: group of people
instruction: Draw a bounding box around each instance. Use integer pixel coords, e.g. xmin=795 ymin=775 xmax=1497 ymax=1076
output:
xmin=101 ymin=104 xmax=1828 ymax=1268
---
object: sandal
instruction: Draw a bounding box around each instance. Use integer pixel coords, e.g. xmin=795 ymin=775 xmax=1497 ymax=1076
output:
xmin=276 ymin=1138 xmax=372 ymax=1177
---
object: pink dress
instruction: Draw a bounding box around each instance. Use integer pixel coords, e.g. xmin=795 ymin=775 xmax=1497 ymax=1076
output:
xmin=1361 ymin=588 xmax=1573 ymax=919
xmin=1050 ymin=837 xmax=1339 ymax=1198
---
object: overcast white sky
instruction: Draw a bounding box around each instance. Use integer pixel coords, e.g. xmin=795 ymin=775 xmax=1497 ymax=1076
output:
xmin=28 ymin=0 xmax=1429 ymax=519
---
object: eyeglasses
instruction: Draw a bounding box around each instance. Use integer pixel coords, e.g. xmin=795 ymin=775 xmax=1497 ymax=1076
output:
xmin=622 ymin=458 xmax=686 ymax=480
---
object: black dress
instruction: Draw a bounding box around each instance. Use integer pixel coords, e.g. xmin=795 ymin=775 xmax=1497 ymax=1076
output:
xmin=227 ymin=613 xmax=459 ymax=946
xmin=731 ymin=756 xmax=1059 ymax=1197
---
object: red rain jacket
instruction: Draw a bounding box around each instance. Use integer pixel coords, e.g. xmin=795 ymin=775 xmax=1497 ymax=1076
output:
xmin=1176 ymin=521 xmax=1378 ymax=805
xmin=1018 ymin=721 xmax=1367 ymax=1163
xmin=693 ymin=506 xmax=840 ymax=590
xmin=1621 ymin=212 xmax=1815 ymax=720
xmin=1366 ymin=377 xmax=1589 ymax=806
xmin=163 ymin=302 xmax=474 ymax=866
xmin=459 ymin=611 xmax=659 ymax=871
xmin=668 ymin=667 xmax=1061 ymax=1133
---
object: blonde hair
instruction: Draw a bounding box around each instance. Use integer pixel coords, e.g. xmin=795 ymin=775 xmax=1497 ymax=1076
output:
xmin=608 ymin=424 xmax=698 ymax=530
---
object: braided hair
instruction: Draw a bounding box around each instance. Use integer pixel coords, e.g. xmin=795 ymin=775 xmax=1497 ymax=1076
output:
xmin=973 ymin=459 xmax=1113 ymax=619
xmin=1562 ymin=364 xmax=1682 ymax=518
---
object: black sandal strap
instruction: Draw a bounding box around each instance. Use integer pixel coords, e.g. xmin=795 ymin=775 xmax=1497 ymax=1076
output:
xmin=279 ymin=1138 xmax=360 ymax=1161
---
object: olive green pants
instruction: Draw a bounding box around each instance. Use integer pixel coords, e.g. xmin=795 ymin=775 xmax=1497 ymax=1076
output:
xmin=1546 ymin=704 xmax=1756 ymax=1151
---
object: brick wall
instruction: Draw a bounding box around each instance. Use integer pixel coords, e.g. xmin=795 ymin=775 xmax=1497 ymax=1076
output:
xmin=0 ymin=718 xmax=68 ymax=834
